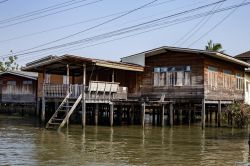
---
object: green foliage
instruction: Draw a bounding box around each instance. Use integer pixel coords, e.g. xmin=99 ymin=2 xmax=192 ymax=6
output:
xmin=205 ymin=40 xmax=224 ymax=53
xmin=226 ymin=102 xmax=250 ymax=128
xmin=0 ymin=55 xmax=19 ymax=72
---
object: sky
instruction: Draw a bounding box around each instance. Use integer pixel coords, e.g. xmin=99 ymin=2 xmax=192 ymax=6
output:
xmin=0 ymin=0 xmax=249 ymax=65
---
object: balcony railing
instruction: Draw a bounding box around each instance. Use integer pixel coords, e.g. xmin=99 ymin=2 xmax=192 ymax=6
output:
xmin=43 ymin=81 xmax=128 ymax=101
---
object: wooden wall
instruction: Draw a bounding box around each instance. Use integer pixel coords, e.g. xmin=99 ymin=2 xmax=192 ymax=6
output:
xmin=204 ymin=56 xmax=244 ymax=101
xmin=138 ymin=51 xmax=205 ymax=101
xmin=135 ymin=51 xmax=245 ymax=102
xmin=0 ymin=74 xmax=37 ymax=103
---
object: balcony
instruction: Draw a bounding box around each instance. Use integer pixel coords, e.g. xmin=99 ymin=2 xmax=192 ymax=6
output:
xmin=43 ymin=81 xmax=128 ymax=102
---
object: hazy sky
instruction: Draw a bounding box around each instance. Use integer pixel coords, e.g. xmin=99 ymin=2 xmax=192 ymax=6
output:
xmin=0 ymin=0 xmax=249 ymax=65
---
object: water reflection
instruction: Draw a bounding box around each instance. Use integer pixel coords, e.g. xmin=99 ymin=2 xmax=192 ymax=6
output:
xmin=0 ymin=115 xmax=249 ymax=166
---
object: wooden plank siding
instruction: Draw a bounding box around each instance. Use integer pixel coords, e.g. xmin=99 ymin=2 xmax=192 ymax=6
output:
xmin=204 ymin=56 xmax=244 ymax=101
xmin=133 ymin=51 xmax=245 ymax=102
xmin=0 ymin=75 xmax=37 ymax=103
xmin=139 ymin=51 xmax=205 ymax=100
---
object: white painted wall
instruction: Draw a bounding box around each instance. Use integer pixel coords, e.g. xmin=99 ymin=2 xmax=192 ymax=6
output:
xmin=244 ymin=72 xmax=250 ymax=105
xmin=121 ymin=53 xmax=145 ymax=66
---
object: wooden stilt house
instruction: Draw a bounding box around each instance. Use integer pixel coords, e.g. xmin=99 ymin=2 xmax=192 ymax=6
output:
xmin=121 ymin=46 xmax=250 ymax=128
xmin=22 ymin=55 xmax=143 ymax=129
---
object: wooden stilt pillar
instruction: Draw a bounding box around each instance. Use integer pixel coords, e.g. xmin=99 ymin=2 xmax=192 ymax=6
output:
xmin=188 ymin=110 xmax=191 ymax=125
xmin=209 ymin=109 xmax=212 ymax=124
xmin=161 ymin=104 xmax=165 ymax=127
xmin=201 ymin=99 xmax=206 ymax=129
xmin=82 ymin=64 xmax=86 ymax=127
xmin=170 ymin=103 xmax=173 ymax=127
xmin=129 ymin=105 xmax=134 ymax=125
xmin=36 ymin=98 xmax=40 ymax=117
xmin=110 ymin=103 xmax=114 ymax=126
xmin=180 ymin=109 xmax=183 ymax=125
xmin=141 ymin=103 xmax=145 ymax=128
xmin=218 ymin=100 xmax=221 ymax=127
xmin=95 ymin=104 xmax=99 ymax=125
xmin=152 ymin=108 xmax=155 ymax=125
xmin=41 ymin=97 xmax=45 ymax=123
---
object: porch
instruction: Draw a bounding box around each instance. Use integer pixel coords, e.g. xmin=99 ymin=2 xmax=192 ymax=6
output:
xmin=43 ymin=81 xmax=128 ymax=103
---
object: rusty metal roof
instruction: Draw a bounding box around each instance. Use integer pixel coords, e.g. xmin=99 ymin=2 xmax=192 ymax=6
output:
xmin=22 ymin=54 xmax=144 ymax=75
xmin=121 ymin=46 xmax=250 ymax=67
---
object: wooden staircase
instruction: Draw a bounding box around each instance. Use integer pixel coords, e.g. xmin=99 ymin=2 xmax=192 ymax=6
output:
xmin=46 ymin=92 xmax=82 ymax=130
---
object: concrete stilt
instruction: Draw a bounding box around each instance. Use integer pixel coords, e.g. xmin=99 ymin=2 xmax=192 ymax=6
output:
xmin=161 ymin=104 xmax=165 ymax=127
xmin=110 ymin=103 xmax=114 ymax=126
xmin=218 ymin=100 xmax=221 ymax=127
xmin=141 ymin=103 xmax=145 ymax=128
xmin=170 ymin=103 xmax=173 ymax=127
xmin=201 ymin=99 xmax=206 ymax=129
xmin=95 ymin=104 xmax=99 ymax=125
xmin=41 ymin=97 xmax=45 ymax=123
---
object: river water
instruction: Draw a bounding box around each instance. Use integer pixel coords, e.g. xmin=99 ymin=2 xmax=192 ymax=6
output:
xmin=0 ymin=115 xmax=249 ymax=166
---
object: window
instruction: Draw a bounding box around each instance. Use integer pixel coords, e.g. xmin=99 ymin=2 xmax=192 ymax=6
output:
xmin=23 ymin=80 xmax=32 ymax=85
xmin=7 ymin=81 xmax=16 ymax=94
xmin=223 ymin=70 xmax=232 ymax=88
xmin=22 ymin=80 xmax=33 ymax=94
xmin=236 ymin=73 xmax=244 ymax=90
xmin=153 ymin=66 xmax=191 ymax=86
xmin=208 ymin=66 xmax=218 ymax=87
xmin=45 ymin=74 xmax=50 ymax=84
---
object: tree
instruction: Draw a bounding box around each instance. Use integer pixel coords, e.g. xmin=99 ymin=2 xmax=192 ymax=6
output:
xmin=0 ymin=55 xmax=19 ymax=72
xmin=205 ymin=40 xmax=224 ymax=53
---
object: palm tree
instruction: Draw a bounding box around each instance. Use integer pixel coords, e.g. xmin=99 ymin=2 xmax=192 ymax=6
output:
xmin=205 ymin=40 xmax=224 ymax=53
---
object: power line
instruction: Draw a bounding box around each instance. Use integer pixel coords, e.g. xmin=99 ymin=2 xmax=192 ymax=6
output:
xmin=0 ymin=0 xmax=85 ymax=24
xmin=188 ymin=0 xmax=247 ymax=47
xmin=176 ymin=1 xmax=224 ymax=46
xmin=0 ymin=0 xmax=181 ymax=44
xmin=12 ymin=1 xmax=250 ymax=60
xmin=0 ymin=0 xmax=104 ymax=29
xmin=10 ymin=0 xmax=160 ymax=54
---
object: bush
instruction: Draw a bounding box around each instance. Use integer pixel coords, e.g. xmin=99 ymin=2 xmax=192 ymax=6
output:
xmin=226 ymin=102 xmax=250 ymax=128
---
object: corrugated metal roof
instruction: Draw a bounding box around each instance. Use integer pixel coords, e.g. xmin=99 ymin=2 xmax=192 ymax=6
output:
xmin=235 ymin=51 xmax=250 ymax=58
xmin=22 ymin=54 xmax=144 ymax=72
xmin=121 ymin=46 xmax=250 ymax=67
xmin=0 ymin=71 xmax=38 ymax=80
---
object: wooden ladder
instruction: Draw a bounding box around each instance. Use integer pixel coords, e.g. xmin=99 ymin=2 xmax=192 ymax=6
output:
xmin=46 ymin=93 xmax=82 ymax=130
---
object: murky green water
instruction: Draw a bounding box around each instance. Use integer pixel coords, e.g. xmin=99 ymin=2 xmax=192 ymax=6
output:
xmin=0 ymin=115 xmax=249 ymax=166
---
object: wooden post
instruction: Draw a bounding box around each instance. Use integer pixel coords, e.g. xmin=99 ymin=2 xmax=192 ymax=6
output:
xmin=41 ymin=96 xmax=45 ymax=122
xmin=201 ymin=99 xmax=206 ymax=129
xmin=95 ymin=104 xmax=99 ymax=125
xmin=36 ymin=98 xmax=40 ymax=117
xmin=67 ymin=64 xmax=70 ymax=85
xmin=112 ymin=69 xmax=115 ymax=82
xmin=110 ymin=103 xmax=114 ymax=126
xmin=161 ymin=104 xmax=165 ymax=127
xmin=152 ymin=108 xmax=155 ymax=125
xmin=41 ymin=68 xmax=46 ymax=123
xmin=130 ymin=105 xmax=134 ymax=125
xmin=169 ymin=103 xmax=173 ymax=126
xmin=180 ymin=109 xmax=183 ymax=125
xmin=141 ymin=103 xmax=145 ymax=128
xmin=218 ymin=100 xmax=221 ymax=127
xmin=82 ymin=64 xmax=86 ymax=127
